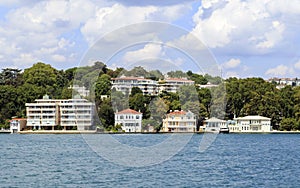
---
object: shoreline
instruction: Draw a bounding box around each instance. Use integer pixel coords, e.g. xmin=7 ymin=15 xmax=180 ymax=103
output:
xmin=13 ymin=130 xmax=300 ymax=134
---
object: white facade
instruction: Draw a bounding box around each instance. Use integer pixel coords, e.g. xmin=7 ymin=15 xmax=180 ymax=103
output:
xmin=202 ymin=117 xmax=227 ymax=132
xmin=114 ymin=109 xmax=142 ymax=132
xmin=162 ymin=110 xmax=196 ymax=132
xmin=26 ymin=95 xmax=94 ymax=131
xmin=10 ymin=118 xmax=26 ymax=133
xmin=229 ymin=115 xmax=272 ymax=132
xmin=111 ymin=76 xmax=195 ymax=95
xmin=111 ymin=76 xmax=158 ymax=95
xmin=158 ymin=78 xmax=195 ymax=93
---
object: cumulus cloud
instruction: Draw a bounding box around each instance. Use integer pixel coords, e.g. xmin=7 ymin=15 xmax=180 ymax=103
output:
xmin=122 ymin=43 xmax=165 ymax=63
xmin=191 ymin=0 xmax=300 ymax=55
xmin=265 ymin=64 xmax=293 ymax=77
xmin=80 ymin=3 xmax=190 ymax=45
xmin=222 ymin=58 xmax=241 ymax=69
xmin=0 ymin=0 xmax=96 ymax=69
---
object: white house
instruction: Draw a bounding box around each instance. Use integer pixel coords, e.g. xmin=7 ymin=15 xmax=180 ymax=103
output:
xmin=202 ymin=117 xmax=228 ymax=132
xmin=162 ymin=110 xmax=196 ymax=132
xmin=10 ymin=118 xmax=27 ymax=133
xmin=230 ymin=115 xmax=272 ymax=132
xmin=114 ymin=109 xmax=143 ymax=132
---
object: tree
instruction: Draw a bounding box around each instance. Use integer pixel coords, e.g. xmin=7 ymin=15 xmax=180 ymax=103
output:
xmin=129 ymin=93 xmax=150 ymax=118
xmin=94 ymin=74 xmax=112 ymax=97
xmin=0 ymin=68 xmax=23 ymax=86
xmin=125 ymin=66 xmax=149 ymax=77
xmin=130 ymin=87 xmax=143 ymax=97
xmin=187 ymin=70 xmax=208 ymax=85
xmin=149 ymin=97 xmax=168 ymax=131
xmin=279 ymin=118 xmax=297 ymax=131
xmin=167 ymin=70 xmax=187 ymax=78
xmin=97 ymin=99 xmax=114 ymax=129
xmin=23 ymin=62 xmax=58 ymax=87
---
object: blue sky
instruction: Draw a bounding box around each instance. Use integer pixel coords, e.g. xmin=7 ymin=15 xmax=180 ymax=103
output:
xmin=0 ymin=0 xmax=300 ymax=78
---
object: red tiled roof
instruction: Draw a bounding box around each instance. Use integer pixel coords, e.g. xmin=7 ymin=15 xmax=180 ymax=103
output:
xmin=165 ymin=78 xmax=194 ymax=82
xmin=9 ymin=118 xmax=27 ymax=122
xmin=168 ymin=110 xmax=187 ymax=115
xmin=115 ymin=108 xmax=142 ymax=114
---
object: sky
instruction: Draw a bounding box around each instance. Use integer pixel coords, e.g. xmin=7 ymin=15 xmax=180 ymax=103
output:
xmin=0 ymin=0 xmax=300 ymax=78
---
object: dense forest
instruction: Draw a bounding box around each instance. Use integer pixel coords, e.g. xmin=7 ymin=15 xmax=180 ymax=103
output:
xmin=0 ymin=62 xmax=299 ymax=131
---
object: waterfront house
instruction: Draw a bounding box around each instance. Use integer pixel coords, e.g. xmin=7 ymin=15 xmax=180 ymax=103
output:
xmin=10 ymin=118 xmax=27 ymax=133
xmin=230 ymin=115 xmax=272 ymax=132
xmin=201 ymin=117 xmax=227 ymax=132
xmin=26 ymin=94 xmax=94 ymax=131
xmin=114 ymin=109 xmax=143 ymax=132
xmin=162 ymin=110 xmax=196 ymax=132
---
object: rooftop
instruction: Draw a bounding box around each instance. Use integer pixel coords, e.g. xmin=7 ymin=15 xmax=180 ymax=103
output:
xmin=115 ymin=108 xmax=142 ymax=114
xmin=234 ymin=115 xmax=271 ymax=120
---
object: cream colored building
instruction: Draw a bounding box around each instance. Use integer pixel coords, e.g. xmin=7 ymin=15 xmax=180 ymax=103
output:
xmin=229 ymin=115 xmax=272 ymax=132
xmin=162 ymin=110 xmax=196 ymax=132
xmin=158 ymin=78 xmax=195 ymax=93
xmin=114 ymin=109 xmax=143 ymax=132
xmin=26 ymin=95 xmax=94 ymax=131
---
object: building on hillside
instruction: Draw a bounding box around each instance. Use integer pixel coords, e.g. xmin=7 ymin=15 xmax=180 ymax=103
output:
xmin=10 ymin=118 xmax=27 ymax=133
xmin=162 ymin=110 xmax=196 ymax=132
xmin=158 ymin=78 xmax=195 ymax=93
xmin=229 ymin=115 xmax=272 ymax=132
xmin=114 ymin=108 xmax=143 ymax=132
xmin=26 ymin=94 xmax=94 ymax=131
xmin=111 ymin=76 xmax=158 ymax=95
xmin=68 ymin=85 xmax=90 ymax=97
xmin=201 ymin=117 xmax=228 ymax=132
xmin=268 ymin=78 xmax=300 ymax=89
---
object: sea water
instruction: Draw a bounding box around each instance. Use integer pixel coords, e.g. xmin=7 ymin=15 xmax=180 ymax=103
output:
xmin=1 ymin=134 xmax=300 ymax=187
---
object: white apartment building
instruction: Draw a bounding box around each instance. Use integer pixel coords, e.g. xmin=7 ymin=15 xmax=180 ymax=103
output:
xmin=162 ymin=110 xmax=196 ymax=132
xmin=114 ymin=108 xmax=143 ymax=132
xmin=111 ymin=76 xmax=158 ymax=95
xmin=202 ymin=117 xmax=228 ymax=132
xmin=158 ymin=78 xmax=195 ymax=93
xmin=26 ymin=95 xmax=94 ymax=131
xmin=229 ymin=115 xmax=272 ymax=132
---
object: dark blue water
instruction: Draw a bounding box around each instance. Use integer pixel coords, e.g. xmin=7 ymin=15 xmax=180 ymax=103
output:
xmin=1 ymin=134 xmax=300 ymax=187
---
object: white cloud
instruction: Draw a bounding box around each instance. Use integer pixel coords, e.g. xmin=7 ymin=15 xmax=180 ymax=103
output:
xmin=0 ymin=0 xmax=96 ymax=69
xmin=123 ymin=43 xmax=165 ymax=63
xmin=265 ymin=64 xmax=294 ymax=77
xmin=80 ymin=3 xmax=190 ymax=45
xmin=294 ymin=60 xmax=300 ymax=70
xmin=191 ymin=0 xmax=300 ymax=53
xmin=222 ymin=58 xmax=241 ymax=69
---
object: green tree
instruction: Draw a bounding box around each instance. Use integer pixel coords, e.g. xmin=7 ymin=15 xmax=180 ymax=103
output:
xmin=94 ymin=74 xmax=112 ymax=97
xmin=279 ymin=118 xmax=297 ymax=131
xmin=130 ymin=87 xmax=143 ymax=97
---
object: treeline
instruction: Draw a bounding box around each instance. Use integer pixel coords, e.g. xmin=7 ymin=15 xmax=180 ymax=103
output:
xmin=0 ymin=62 xmax=299 ymax=131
